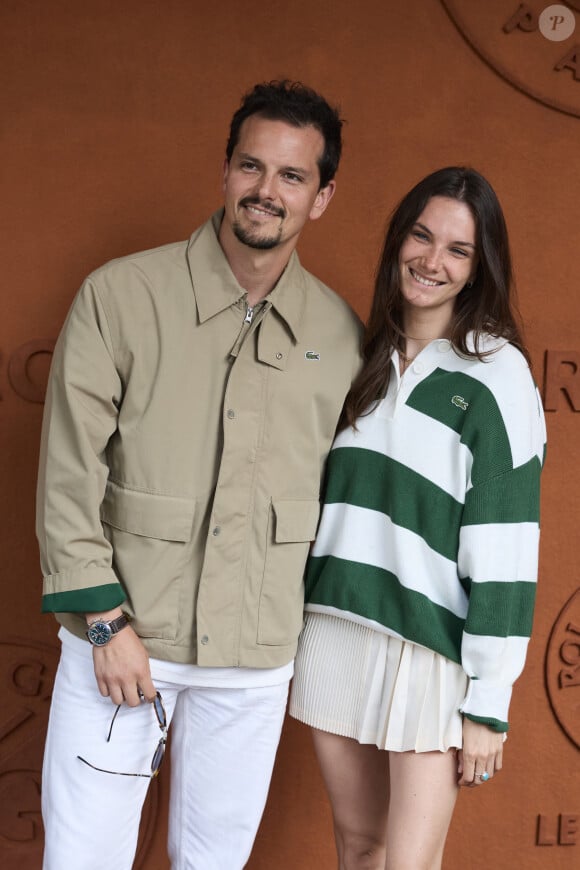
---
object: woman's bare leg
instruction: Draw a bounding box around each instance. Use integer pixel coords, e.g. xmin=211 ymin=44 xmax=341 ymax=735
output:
xmin=312 ymin=729 xmax=459 ymax=870
xmin=385 ymin=749 xmax=459 ymax=870
xmin=311 ymin=728 xmax=390 ymax=870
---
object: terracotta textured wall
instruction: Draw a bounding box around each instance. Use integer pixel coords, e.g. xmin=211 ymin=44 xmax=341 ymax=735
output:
xmin=1 ymin=1 xmax=579 ymax=867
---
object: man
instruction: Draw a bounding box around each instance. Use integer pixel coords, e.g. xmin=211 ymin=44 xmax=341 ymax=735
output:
xmin=37 ymin=80 xmax=361 ymax=869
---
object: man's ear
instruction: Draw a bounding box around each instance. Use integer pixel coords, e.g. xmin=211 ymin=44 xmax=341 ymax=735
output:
xmin=222 ymin=158 xmax=230 ymax=190
xmin=309 ymin=180 xmax=336 ymax=221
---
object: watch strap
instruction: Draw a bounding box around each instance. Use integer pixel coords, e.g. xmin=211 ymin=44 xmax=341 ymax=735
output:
xmin=106 ymin=613 xmax=130 ymax=635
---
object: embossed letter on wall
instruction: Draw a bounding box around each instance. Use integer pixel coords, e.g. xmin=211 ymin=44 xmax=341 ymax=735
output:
xmin=545 ymin=589 xmax=580 ymax=749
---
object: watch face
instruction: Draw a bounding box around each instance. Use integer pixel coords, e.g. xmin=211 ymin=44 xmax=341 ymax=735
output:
xmin=87 ymin=621 xmax=112 ymax=646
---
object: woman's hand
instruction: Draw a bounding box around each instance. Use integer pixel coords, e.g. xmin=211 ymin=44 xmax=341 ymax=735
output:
xmin=457 ymin=718 xmax=504 ymax=787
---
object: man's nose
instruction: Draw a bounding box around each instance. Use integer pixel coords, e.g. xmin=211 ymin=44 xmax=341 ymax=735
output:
xmin=255 ymin=172 xmax=278 ymax=201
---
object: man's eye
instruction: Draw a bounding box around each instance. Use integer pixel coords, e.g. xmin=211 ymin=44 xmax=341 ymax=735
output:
xmin=284 ymin=173 xmax=303 ymax=183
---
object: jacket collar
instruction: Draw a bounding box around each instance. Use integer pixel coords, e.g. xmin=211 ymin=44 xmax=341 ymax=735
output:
xmin=187 ymin=210 xmax=306 ymax=342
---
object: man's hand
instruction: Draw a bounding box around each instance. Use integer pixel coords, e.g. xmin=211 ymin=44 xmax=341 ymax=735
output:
xmin=86 ymin=608 xmax=156 ymax=706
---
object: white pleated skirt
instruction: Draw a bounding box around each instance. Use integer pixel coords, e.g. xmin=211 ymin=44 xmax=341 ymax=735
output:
xmin=289 ymin=612 xmax=468 ymax=753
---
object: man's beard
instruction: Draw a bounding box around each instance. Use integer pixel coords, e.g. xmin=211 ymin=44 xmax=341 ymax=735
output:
xmin=233 ymin=197 xmax=286 ymax=250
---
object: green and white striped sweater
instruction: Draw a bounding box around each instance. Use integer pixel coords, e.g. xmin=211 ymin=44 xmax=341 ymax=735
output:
xmin=304 ymin=335 xmax=546 ymax=732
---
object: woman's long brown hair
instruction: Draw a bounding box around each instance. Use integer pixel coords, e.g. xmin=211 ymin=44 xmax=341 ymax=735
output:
xmin=340 ymin=166 xmax=529 ymax=431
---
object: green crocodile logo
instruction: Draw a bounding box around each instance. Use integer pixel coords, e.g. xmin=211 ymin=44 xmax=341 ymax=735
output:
xmin=451 ymin=395 xmax=469 ymax=411
xmin=305 ymin=351 xmax=320 ymax=361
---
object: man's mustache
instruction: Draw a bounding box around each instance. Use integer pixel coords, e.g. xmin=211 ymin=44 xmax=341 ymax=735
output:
xmin=239 ymin=196 xmax=286 ymax=219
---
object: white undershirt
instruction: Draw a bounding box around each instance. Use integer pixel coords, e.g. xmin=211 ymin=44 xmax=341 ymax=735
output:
xmin=60 ymin=626 xmax=294 ymax=688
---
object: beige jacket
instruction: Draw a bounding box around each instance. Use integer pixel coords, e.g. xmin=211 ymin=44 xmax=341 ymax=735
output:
xmin=37 ymin=213 xmax=362 ymax=667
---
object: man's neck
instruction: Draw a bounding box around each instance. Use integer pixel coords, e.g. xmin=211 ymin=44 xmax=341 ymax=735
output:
xmin=218 ymin=219 xmax=294 ymax=307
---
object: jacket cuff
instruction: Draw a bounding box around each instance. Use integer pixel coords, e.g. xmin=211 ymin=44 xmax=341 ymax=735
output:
xmin=42 ymin=584 xmax=126 ymax=614
xmin=459 ymin=679 xmax=512 ymax=733
xmin=41 ymin=566 xmax=124 ymax=614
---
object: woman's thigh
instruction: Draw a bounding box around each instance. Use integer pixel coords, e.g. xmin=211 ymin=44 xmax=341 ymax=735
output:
xmin=311 ymin=729 xmax=459 ymax=870
xmin=311 ymin=728 xmax=390 ymax=866
xmin=386 ymin=749 xmax=459 ymax=870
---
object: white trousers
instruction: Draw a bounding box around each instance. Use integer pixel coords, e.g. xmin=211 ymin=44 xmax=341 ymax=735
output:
xmin=42 ymin=639 xmax=289 ymax=870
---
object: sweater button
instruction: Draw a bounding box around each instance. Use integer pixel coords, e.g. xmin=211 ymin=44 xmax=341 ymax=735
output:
xmin=212 ymin=526 xmax=221 ymax=536
xmin=276 ymin=352 xmax=283 ymax=360
xmin=201 ymin=635 xmax=209 ymax=645
xmin=226 ymin=409 xmax=235 ymax=419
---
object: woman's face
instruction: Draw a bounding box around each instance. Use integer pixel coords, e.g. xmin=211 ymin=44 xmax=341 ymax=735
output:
xmin=398 ymin=196 xmax=478 ymax=324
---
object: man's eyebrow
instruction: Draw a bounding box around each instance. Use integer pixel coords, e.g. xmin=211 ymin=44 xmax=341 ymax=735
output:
xmin=414 ymin=221 xmax=476 ymax=249
xmin=237 ymin=151 xmax=262 ymax=164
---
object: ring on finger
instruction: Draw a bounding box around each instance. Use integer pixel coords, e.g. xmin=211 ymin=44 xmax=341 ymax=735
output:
xmin=475 ymin=771 xmax=490 ymax=782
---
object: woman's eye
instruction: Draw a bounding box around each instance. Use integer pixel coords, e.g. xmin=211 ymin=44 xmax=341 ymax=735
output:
xmin=412 ymin=230 xmax=429 ymax=241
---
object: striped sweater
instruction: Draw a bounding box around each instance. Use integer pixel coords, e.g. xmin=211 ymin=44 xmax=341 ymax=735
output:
xmin=304 ymin=335 xmax=546 ymax=732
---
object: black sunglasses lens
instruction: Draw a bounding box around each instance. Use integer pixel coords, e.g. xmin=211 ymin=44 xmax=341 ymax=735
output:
xmin=153 ymin=694 xmax=167 ymax=728
xmin=151 ymin=740 xmax=166 ymax=776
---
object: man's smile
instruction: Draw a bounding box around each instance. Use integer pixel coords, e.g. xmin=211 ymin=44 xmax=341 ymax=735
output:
xmin=240 ymin=197 xmax=285 ymax=220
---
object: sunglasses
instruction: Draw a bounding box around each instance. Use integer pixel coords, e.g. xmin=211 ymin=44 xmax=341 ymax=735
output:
xmin=77 ymin=691 xmax=167 ymax=778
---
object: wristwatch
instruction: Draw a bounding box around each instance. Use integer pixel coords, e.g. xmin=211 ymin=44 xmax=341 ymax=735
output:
xmin=86 ymin=613 xmax=130 ymax=647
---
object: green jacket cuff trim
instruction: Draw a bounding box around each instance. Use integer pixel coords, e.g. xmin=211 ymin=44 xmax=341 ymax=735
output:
xmin=463 ymin=713 xmax=509 ymax=733
xmin=41 ymin=584 xmax=126 ymax=614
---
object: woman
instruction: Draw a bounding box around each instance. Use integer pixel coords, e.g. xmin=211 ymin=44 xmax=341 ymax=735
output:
xmin=289 ymin=167 xmax=546 ymax=870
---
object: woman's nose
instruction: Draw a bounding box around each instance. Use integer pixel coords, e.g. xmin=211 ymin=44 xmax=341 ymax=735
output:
xmin=422 ymin=246 xmax=442 ymax=272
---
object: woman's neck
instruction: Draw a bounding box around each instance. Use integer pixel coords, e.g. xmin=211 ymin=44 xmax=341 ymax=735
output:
xmin=399 ymin=311 xmax=452 ymax=372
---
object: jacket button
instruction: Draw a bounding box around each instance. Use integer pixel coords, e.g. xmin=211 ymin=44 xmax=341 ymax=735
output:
xmin=276 ymin=352 xmax=283 ymax=360
xmin=226 ymin=409 xmax=235 ymax=419
xmin=212 ymin=526 xmax=221 ymax=536
xmin=201 ymin=635 xmax=209 ymax=645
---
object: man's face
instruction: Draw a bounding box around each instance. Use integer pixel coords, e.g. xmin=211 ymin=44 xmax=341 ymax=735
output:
xmin=222 ymin=115 xmax=335 ymax=253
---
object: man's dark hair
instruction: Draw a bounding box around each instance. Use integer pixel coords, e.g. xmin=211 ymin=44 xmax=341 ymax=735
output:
xmin=226 ymin=80 xmax=343 ymax=190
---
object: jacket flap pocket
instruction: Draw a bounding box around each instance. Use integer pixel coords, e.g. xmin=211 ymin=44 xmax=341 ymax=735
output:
xmin=101 ymin=481 xmax=195 ymax=542
xmin=272 ymin=499 xmax=320 ymax=543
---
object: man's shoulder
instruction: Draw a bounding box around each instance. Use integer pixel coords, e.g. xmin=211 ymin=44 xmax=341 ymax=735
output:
xmin=87 ymin=239 xmax=190 ymax=286
xmin=298 ymin=264 xmax=362 ymax=333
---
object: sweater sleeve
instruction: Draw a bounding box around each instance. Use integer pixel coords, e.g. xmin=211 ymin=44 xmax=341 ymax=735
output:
xmin=36 ymin=278 xmax=127 ymax=614
xmin=457 ymin=379 xmax=546 ymax=732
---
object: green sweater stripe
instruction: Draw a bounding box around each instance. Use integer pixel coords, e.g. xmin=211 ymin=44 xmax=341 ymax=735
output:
xmin=462 ymin=457 xmax=542 ymax=525
xmin=464 ymin=713 xmax=509 ymax=733
xmin=324 ymin=447 xmax=463 ymax=561
xmin=41 ymin=584 xmax=126 ymax=614
xmin=306 ymin=554 xmax=463 ymax=663
xmin=406 ymin=369 xmax=513 ymax=482
xmin=464 ymin=580 xmax=536 ymax=637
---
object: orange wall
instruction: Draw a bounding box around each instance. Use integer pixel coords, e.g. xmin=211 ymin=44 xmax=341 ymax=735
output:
xmin=1 ymin=1 xmax=579 ymax=868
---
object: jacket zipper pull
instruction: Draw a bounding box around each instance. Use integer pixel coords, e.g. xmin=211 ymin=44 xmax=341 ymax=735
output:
xmin=244 ymin=305 xmax=254 ymax=324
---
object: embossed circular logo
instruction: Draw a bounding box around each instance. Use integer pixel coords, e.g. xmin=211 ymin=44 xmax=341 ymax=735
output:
xmin=545 ymin=588 xmax=580 ymax=749
xmin=441 ymin=1 xmax=580 ymax=118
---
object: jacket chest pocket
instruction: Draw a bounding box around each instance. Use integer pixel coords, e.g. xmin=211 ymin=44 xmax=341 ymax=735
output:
xmin=100 ymin=481 xmax=196 ymax=640
xmin=257 ymin=498 xmax=320 ymax=646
